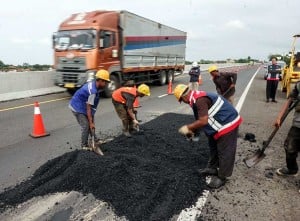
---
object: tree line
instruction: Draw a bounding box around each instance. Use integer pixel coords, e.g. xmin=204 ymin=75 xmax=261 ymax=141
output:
xmin=0 ymin=60 xmax=52 ymax=72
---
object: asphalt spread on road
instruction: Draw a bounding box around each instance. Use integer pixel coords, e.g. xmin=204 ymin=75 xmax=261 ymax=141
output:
xmin=0 ymin=113 xmax=210 ymax=221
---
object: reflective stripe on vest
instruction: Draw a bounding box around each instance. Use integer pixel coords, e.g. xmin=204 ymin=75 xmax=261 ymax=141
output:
xmin=188 ymin=91 xmax=242 ymax=139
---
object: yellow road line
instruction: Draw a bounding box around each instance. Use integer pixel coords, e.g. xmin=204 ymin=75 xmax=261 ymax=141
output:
xmin=0 ymin=97 xmax=70 ymax=112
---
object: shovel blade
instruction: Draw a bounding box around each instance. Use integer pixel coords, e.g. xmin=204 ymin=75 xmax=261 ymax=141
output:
xmin=93 ymin=147 xmax=104 ymax=156
xmin=243 ymin=150 xmax=266 ymax=168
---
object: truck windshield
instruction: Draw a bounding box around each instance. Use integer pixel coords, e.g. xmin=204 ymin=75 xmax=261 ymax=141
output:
xmin=54 ymin=29 xmax=97 ymax=51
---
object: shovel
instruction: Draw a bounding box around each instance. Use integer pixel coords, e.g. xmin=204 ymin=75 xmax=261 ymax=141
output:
xmin=133 ymin=110 xmax=141 ymax=132
xmin=91 ymin=128 xmax=104 ymax=156
xmin=243 ymin=100 xmax=298 ymax=168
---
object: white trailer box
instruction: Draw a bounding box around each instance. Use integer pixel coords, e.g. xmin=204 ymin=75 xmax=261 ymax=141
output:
xmin=119 ymin=11 xmax=187 ymax=69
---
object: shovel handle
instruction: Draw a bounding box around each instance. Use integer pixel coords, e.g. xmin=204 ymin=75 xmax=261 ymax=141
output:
xmin=90 ymin=128 xmax=104 ymax=156
xmin=91 ymin=128 xmax=96 ymax=147
xmin=261 ymin=100 xmax=298 ymax=152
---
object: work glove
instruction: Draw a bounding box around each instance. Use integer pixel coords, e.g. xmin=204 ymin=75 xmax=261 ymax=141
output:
xmin=178 ymin=125 xmax=194 ymax=137
xmin=133 ymin=119 xmax=139 ymax=127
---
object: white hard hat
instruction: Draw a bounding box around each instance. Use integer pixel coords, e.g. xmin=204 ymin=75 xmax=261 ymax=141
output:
xmin=192 ymin=61 xmax=199 ymax=67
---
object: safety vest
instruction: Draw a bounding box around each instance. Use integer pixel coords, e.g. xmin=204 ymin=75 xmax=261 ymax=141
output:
xmin=112 ymin=87 xmax=137 ymax=104
xmin=267 ymin=64 xmax=281 ymax=80
xmin=70 ymin=81 xmax=101 ymax=116
xmin=188 ymin=91 xmax=242 ymax=139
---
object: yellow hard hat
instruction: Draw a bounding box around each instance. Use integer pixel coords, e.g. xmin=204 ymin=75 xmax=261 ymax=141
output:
xmin=95 ymin=69 xmax=110 ymax=82
xmin=174 ymin=84 xmax=188 ymax=101
xmin=208 ymin=65 xmax=218 ymax=73
xmin=137 ymin=84 xmax=150 ymax=96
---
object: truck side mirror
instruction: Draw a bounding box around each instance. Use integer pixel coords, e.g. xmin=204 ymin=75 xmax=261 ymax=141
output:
xmin=52 ymin=32 xmax=57 ymax=49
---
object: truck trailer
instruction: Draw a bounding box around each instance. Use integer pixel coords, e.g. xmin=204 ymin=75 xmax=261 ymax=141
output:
xmin=52 ymin=10 xmax=187 ymax=97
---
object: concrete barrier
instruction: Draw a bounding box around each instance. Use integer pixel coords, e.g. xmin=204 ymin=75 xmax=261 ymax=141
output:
xmin=0 ymin=63 xmax=249 ymax=102
xmin=0 ymin=71 xmax=65 ymax=102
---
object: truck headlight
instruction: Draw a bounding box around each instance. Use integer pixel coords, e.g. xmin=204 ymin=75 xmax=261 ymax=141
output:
xmin=86 ymin=71 xmax=96 ymax=82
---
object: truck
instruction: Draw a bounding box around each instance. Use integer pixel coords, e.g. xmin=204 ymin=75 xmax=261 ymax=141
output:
xmin=281 ymin=34 xmax=300 ymax=97
xmin=52 ymin=10 xmax=187 ymax=96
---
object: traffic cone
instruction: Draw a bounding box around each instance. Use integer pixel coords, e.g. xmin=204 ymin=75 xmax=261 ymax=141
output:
xmin=30 ymin=102 xmax=50 ymax=138
xmin=167 ymin=79 xmax=173 ymax=94
xmin=198 ymin=75 xmax=203 ymax=85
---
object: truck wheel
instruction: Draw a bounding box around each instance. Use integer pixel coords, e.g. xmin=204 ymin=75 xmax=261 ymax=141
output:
xmin=166 ymin=70 xmax=174 ymax=84
xmin=158 ymin=70 xmax=167 ymax=85
xmin=104 ymin=75 xmax=120 ymax=98
xmin=67 ymin=89 xmax=77 ymax=96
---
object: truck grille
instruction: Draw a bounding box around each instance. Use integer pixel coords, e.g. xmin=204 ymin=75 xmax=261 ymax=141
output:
xmin=57 ymin=57 xmax=86 ymax=71
xmin=62 ymin=72 xmax=80 ymax=83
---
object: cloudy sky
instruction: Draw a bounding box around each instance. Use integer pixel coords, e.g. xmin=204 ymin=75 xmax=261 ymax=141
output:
xmin=1 ymin=0 xmax=299 ymax=65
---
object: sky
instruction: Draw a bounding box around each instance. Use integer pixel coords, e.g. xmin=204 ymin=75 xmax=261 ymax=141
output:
xmin=1 ymin=0 xmax=300 ymax=65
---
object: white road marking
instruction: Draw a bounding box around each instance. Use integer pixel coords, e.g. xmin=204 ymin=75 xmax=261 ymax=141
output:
xmin=176 ymin=190 xmax=210 ymax=221
xmin=158 ymin=94 xmax=169 ymax=98
xmin=235 ymin=67 xmax=261 ymax=113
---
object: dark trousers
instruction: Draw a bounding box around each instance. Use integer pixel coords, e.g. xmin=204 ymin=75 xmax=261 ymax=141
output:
xmin=266 ymin=80 xmax=279 ymax=100
xmin=206 ymin=127 xmax=239 ymax=178
xmin=284 ymin=126 xmax=300 ymax=173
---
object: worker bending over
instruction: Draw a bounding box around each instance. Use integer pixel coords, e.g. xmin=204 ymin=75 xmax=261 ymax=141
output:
xmin=174 ymin=84 xmax=242 ymax=189
xmin=208 ymin=65 xmax=237 ymax=104
xmin=112 ymin=84 xmax=150 ymax=137
xmin=69 ymin=70 xmax=110 ymax=151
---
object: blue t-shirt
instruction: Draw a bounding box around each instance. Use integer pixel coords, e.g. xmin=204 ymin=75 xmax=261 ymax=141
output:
xmin=69 ymin=81 xmax=101 ymax=116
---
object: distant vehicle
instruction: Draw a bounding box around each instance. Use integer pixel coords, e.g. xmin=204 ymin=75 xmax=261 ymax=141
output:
xmin=52 ymin=10 xmax=187 ymax=97
xmin=263 ymin=60 xmax=286 ymax=80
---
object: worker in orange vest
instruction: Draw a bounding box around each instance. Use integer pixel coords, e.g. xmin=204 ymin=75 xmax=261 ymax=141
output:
xmin=112 ymin=84 xmax=150 ymax=137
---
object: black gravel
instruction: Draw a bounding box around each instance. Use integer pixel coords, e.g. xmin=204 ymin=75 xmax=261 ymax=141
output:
xmin=0 ymin=113 xmax=210 ymax=221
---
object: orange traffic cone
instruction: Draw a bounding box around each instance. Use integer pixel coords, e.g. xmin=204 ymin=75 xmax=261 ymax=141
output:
xmin=198 ymin=75 xmax=203 ymax=85
xmin=30 ymin=102 xmax=50 ymax=138
xmin=167 ymin=79 xmax=173 ymax=94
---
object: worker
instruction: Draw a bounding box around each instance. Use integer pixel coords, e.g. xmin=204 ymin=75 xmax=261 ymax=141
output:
xmin=266 ymin=57 xmax=282 ymax=103
xmin=112 ymin=84 xmax=150 ymax=137
xmin=69 ymin=69 xmax=110 ymax=151
xmin=174 ymin=84 xmax=242 ymax=189
xmin=188 ymin=61 xmax=201 ymax=91
xmin=274 ymin=81 xmax=300 ymax=180
xmin=208 ymin=65 xmax=237 ymax=104
xmin=188 ymin=61 xmax=202 ymax=141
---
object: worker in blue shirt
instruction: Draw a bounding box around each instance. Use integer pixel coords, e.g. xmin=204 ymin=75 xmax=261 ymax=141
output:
xmin=69 ymin=69 xmax=110 ymax=150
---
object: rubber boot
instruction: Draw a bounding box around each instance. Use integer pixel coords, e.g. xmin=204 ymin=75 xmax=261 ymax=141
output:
xmin=207 ymin=176 xmax=226 ymax=189
xmin=197 ymin=168 xmax=218 ymax=176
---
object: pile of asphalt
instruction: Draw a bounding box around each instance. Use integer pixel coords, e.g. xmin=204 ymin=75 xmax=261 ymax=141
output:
xmin=0 ymin=113 xmax=209 ymax=221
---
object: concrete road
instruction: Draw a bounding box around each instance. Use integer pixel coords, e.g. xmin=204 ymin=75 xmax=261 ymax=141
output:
xmin=1 ymin=65 xmax=298 ymax=221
